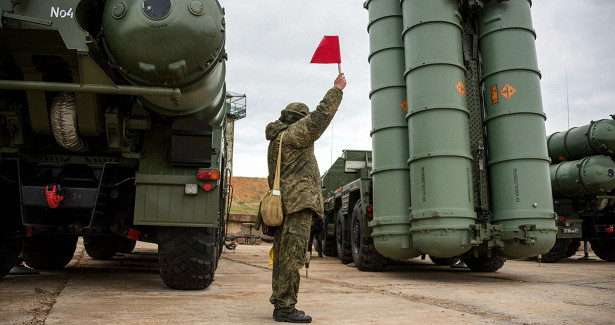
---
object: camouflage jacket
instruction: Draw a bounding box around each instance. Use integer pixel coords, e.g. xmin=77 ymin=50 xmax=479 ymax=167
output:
xmin=265 ymin=87 xmax=343 ymax=217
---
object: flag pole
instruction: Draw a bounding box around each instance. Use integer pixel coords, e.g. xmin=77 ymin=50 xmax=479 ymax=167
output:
xmin=338 ymin=63 xmax=342 ymax=74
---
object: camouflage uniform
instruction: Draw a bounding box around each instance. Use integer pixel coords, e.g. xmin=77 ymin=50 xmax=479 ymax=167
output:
xmin=265 ymin=87 xmax=343 ymax=312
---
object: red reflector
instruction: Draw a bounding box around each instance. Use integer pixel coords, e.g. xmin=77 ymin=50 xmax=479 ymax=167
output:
xmin=558 ymin=217 xmax=567 ymax=222
xmin=46 ymin=184 xmax=64 ymax=209
xmin=368 ymin=212 xmax=373 ymax=218
xmin=25 ymin=227 xmax=33 ymax=237
xmin=198 ymin=169 xmax=220 ymax=180
xmin=203 ymin=183 xmax=212 ymax=192
xmin=127 ymin=228 xmax=141 ymax=241
xmin=366 ymin=205 xmax=373 ymax=212
xmin=606 ymin=225 xmax=614 ymax=233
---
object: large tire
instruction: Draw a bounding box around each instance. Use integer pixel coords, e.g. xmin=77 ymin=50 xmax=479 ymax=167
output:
xmin=462 ymin=255 xmax=506 ymax=272
xmin=589 ymin=239 xmax=615 ymax=262
xmin=537 ymin=238 xmax=570 ymax=263
xmin=158 ymin=227 xmax=218 ymax=290
xmin=322 ymin=214 xmax=337 ymax=257
xmin=429 ymin=256 xmax=460 ymax=266
xmin=335 ymin=209 xmax=352 ymax=264
xmin=84 ymin=235 xmax=120 ymax=260
xmin=565 ymin=239 xmax=581 ymax=258
xmin=1 ymin=238 xmax=22 ymax=279
xmin=23 ymin=234 xmax=77 ymax=270
xmin=350 ymin=201 xmax=386 ymax=271
xmin=118 ymin=238 xmax=137 ymax=254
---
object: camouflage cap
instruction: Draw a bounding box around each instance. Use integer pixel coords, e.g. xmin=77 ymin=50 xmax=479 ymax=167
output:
xmin=279 ymin=102 xmax=309 ymax=124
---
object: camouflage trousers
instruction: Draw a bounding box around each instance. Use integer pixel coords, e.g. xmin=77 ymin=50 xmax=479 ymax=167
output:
xmin=269 ymin=209 xmax=313 ymax=312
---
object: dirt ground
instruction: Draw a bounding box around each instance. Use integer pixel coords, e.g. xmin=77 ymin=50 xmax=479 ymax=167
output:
xmin=229 ymin=177 xmax=269 ymax=215
xmin=0 ymin=239 xmax=613 ymax=325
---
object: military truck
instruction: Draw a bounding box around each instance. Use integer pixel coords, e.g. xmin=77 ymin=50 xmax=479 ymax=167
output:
xmin=319 ymin=150 xmax=456 ymax=271
xmin=538 ymin=117 xmax=615 ymax=262
xmin=320 ymin=150 xmax=388 ymax=271
xmin=346 ymin=0 xmax=558 ymax=271
xmin=0 ymin=0 xmax=230 ymax=289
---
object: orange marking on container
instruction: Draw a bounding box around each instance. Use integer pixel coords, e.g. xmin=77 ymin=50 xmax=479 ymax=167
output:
xmin=456 ymin=81 xmax=466 ymax=96
xmin=400 ymin=100 xmax=408 ymax=113
xmin=491 ymin=85 xmax=499 ymax=104
xmin=500 ymin=83 xmax=517 ymax=100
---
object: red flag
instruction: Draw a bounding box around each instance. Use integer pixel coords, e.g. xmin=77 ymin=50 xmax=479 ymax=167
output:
xmin=310 ymin=36 xmax=341 ymax=64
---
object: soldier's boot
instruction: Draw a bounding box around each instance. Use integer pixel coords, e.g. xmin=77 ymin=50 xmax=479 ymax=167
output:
xmin=273 ymin=308 xmax=304 ymax=317
xmin=273 ymin=308 xmax=312 ymax=323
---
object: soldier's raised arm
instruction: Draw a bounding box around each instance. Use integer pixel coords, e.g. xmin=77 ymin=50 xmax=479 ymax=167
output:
xmin=284 ymin=73 xmax=346 ymax=148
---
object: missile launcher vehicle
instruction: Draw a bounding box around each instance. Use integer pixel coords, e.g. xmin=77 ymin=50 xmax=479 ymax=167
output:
xmin=540 ymin=117 xmax=615 ymax=262
xmin=322 ymin=0 xmax=558 ymax=271
xmin=0 ymin=0 xmax=230 ymax=289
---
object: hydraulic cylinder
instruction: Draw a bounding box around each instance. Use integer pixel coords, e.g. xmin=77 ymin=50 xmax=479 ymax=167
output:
xmin=365 ymin=0 xmax=420 ymax=259
xmin=401 ymin=0 xmax=476 ymax=257
xmin=478 ymin=0 xmax=556 ymax=258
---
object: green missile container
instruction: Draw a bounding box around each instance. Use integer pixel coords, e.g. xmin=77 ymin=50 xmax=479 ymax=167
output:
xmin=103 ymin=0 xmax=227 ymax=123
xmin=547 ymin=119 xmax=615 ymax=163
xmin=364 ymin=0 xmax=419 ymax=260
xmin=551 ymin=155 xmax=615 ymax=197
xmin=402 ymin=0 xmax=476 ymax=258
xmin=478 ymin=0 xmax=556 ymax=258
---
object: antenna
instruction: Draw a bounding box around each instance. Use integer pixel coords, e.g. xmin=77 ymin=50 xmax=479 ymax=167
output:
xmin=565 ymin=67 xmax=570 ymax=129
xmin=330 ymin=120 xmax=334 ymax=167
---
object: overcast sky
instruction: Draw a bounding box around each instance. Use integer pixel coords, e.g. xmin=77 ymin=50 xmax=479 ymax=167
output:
xmin=220 ymin=0 xmax=615 ymax=178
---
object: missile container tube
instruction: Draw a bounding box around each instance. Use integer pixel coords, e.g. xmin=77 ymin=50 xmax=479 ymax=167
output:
xmin=401 ymin=0 xmax=477 ymax=258
xmin=0 ymin=0 xmax=232 ymax=288
xmin=364 ymin=0 xmax=419 ymax=260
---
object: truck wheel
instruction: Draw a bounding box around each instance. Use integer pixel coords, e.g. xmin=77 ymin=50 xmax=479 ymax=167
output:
xmin=429 ymin=256 xmax=460 ymax=266
xmin=118 ymin=238 xmax=137 ymax=254
xmin=536 ymin=238 xmax=569 ymax=263
xmin=84 ymin=235 xmax=120 ymax=260
xmin=589 ymin=239 xmax=615 ymax=262
xmin=23 ymin=234 xmax=77 ymax=270
xmin=565 ymin=239 xmax=581 ymax=258
xmin=462 ymin=255 xmax=506 ymax=272
xmin=158 ymin=227 xmax=217 ymax=290
xmin=322 ymin=215 xmax=337 ymax=257
xmin=350 ymin=201 xmax=386 ymax=271
xmin=335 ymin=209 xmax=352 ymax=264
xmin=1 ymin=238 xmax=22 ymax=279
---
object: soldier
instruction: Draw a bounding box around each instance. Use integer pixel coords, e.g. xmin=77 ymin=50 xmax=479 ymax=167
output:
xmin=265 ymin=73 xmax=346 ymax=323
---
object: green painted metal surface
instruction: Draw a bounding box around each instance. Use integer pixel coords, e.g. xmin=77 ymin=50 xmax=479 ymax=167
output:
xmin=364 ymin=0 xmax=418 ymax=260
xmin=321 ymin=156 xmax=363 ymax=199
xmin=547 ymin=119 xmax=615 ymax=163
xmin=402 ymin=0 xmax=475 ymax=258
xmin=550 ymin=155 xmax=615 ymax=198
xmin=478 ymin=0 xmax=556 ymax=258
xmin=133 ymin=123 xmax=223 ymax=227
xmin=102 ymin=0 xmax=227 ymax=123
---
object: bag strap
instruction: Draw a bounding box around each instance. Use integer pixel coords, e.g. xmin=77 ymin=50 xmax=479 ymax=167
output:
xmin=273 ymin=131 xmax=285 ymax=192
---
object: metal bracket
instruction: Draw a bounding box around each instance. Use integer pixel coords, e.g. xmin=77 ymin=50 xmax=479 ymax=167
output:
xmin=500 ymin=224 xmax=539 ymax=245
xmin=0 ymin=9 xmax=52 ymax=28
xmin=469 ymin=223 xmax=504 ymax=248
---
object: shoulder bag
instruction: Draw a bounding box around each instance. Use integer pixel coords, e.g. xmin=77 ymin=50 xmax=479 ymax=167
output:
xmin=260 ymin=131 xmax=285 ymax=226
